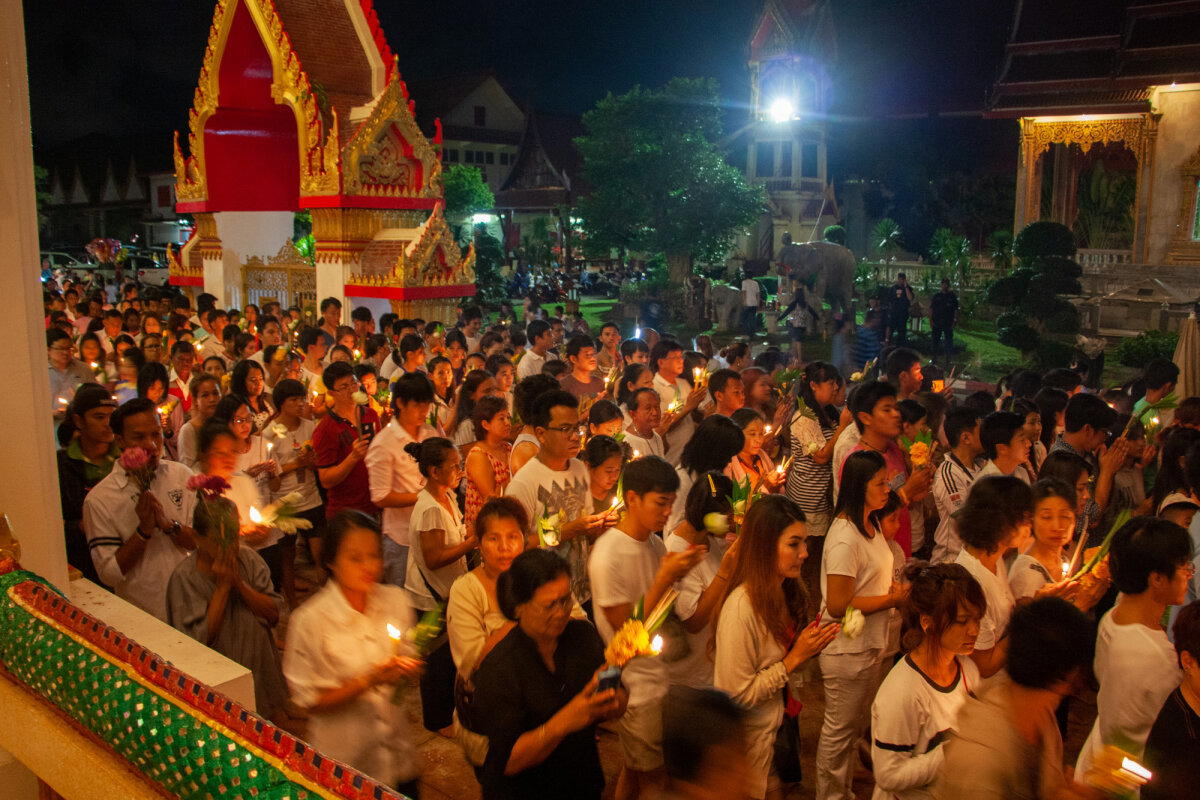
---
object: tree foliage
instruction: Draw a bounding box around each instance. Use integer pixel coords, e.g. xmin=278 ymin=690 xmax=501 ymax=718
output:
xmin=472 ymin=228 xmax=507 ymax=305
xmin=443 ymin=164 xmax=495 ymax=222
xmin=872 ymin=218 xmax=903 ymax=259
xmin=574 ymin=77 xmax=763 ymax=272
xmin=823 ymin=224 xmax=847 ymax=245
xmin=987 ymin=229 xmax=1013 ymax=271
xmin=986 ymin=221 xmax=1081 ymax=365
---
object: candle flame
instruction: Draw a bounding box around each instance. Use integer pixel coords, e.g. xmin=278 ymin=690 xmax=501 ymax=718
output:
xmin=1152 ymin=416 xmax=1160 ymax=425
xmin=764 ymin=424 xmax=773 ymax=435
xmin=632 ymin=449 xmax=641 ymax=459
xmin=386 ymin=623 xmax=402 ymax=640
xmin=192 ymin=341 xmax=201 ymax=351
xmin=353 ymin=349 xmax=361 ymax=359
xmin=56 ymin=396 xmax=69 ymax=405
xmin=650 ymin=634 xmax=663 ymax=654
xmin=90 ymin=361 xmax=100 ymax=369
xmin=248 ymin=506 xmax=263 ymax=524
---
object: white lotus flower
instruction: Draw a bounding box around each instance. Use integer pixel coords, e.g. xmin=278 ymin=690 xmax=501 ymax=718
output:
xmin=352 ymin=390 xmax=370 ymax=405
xmin=538 ymin=513 xmax=562 ymax=547
xmin=805 ymin=441 xmax=821 ymax=456
xmin=840 ymin=606 xmax=865 ymax=638
xmin=703 ymin=513 xmax=730 ymax=535
xmin=270 ymin=422 xmax=288 ymax=437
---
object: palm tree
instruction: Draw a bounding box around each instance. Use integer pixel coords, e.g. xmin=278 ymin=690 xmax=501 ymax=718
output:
xmin=873 ymin=218 xmax=902 ymax=261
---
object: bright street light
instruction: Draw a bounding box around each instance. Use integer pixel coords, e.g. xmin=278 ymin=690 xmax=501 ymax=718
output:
xmin=472 ymin=213 xmax=497 ymax=225
xmin=768 ymin=98 xmax=795 ymax=123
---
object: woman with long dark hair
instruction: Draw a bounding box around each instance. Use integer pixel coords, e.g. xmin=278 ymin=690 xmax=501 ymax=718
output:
xmin=231 ymin=359 xmax=274 ymax=433
xmin=450 ymin=369 xmax=499 ymax=448
xmin=713 ymin=495 xmax=839 ymax=800
xmin=816 ymin=450 xmax=907 ymax=800
xmin=1034 ymin=386 xmax=1069 ymax=453
xmin=137 ymin=361 xmax=184 ymax=460
xmin=665 ymin=414 xmax=745 ymax=536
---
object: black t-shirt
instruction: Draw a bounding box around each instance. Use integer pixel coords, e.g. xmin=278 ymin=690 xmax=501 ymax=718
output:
xmin=1143 ymin=688 xmax=1200 ymax=800
xmin=888 ymin=283 xmax=912 ymax=317
xmin=930 ymin=290 xmax=959 ymax=325
xmin=472 ymin=619 xmax=606 ymax=800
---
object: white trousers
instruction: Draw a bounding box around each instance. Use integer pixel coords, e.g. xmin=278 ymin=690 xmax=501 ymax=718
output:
xmin=816 ymin=648 xmax=884 ymax=800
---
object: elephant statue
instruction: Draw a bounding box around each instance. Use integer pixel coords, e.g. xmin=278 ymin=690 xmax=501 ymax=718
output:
xmin=778 ymin=240 xmax=857 ymax=319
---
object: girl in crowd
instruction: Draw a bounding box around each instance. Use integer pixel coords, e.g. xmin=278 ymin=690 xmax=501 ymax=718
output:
xmin=194 ymin=420 xmax=283 ymax=588
xmin=869 ymin=564 xmax=984 ymax=800
xmin=231 ymin=359 xmax=274 ymax=433
xmin=817 ymin=450 xmax=908 ymax=800
xmin=114 ymin=346 xmax=145 ymax=404
xmin=583 ymin=434 xmax=623 ymax=514
xmin=1151 ymin=427 xmax=1200 ymax=512
xmin=450 ymin=369 xmax=498 ymax=448
xmin=1009 ymin=479 xmax=1100 ymax=610
xmin=446 ymin=498 xmax=529 ymax=767
xmin=586 ymin=399 xmax=623 ymax=439
xmin=485 ymin=354 xmax=516 ymax=415
xmin=1143 ymin=601 xmax=1200 ymax=800
xmin=785 ymin=361 xmax=850 ymax=540
xmin=1076 ymin=517 xmax=1192 ymax=779
xmin=721 ymin=341 xmax=751 ymax=372
xmin=741 ymin=367 xmax=775 ymax=421
xmin=1038 ymin=450 xmax=1094 ymax=540
xmin=78 ymin=333 xmax=105 ymax=378
xmin=615 ymin=363 xmax=653 ymax=410
xmin=510 ymin=375 xmax=559 ymax=474
xmin=137 ymin=362 xmax=183 ymax=459
xmin=202 ymin=355 xmax=226 ymax=380
xmin=471 ymin=548 xmax=625 ymax=800
xmin=211 ymin=394 xmax=278 ymax=499
xmin=465 ymin=396 xmax=513 ymax=533
xmin=177 ymin=373 xmax=222 ymax=470
xmin=405 ymin=437 xmax=474 ymax=735
xmin=1033 ymin=386 xmax=1069 ymax=455
xmin=428 ymin=355 xmax=456 ymax=432
xmin=283 ymin=511 xmax=424 ymax=798
xmin=665 ymin=414 xmax=745 ymax=536
xmin=166 ymin=493 xmax=287 ymax=721
xmin=1012 ymin=397 xmax=1044 ymax=473
xmin=727 ymin=408 xmax=783 ymax=491
xmin=353 ymin=363 xmax=387 ymax=421
xmin=953 ymin=475 xmax=1035 ymax=681
xmin=666 ymin=471 xmax=738 ymax=689
xmin=263 ymin=379 xmax=323 ymax=606
xmin=714 ymin=495 xmax=840 ymax=800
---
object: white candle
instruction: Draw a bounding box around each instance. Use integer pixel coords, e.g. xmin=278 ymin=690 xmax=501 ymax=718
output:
xmin=248 ymin=506 xmax=263 ymax=524
xmin=386 ymin=623 xmax=403 ymax=656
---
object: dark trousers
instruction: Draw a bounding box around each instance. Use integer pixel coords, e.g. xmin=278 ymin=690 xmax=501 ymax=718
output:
xmin=888 ymin=314 xmax=909 ymax=345
xmin=931 ymin=322 xmax=954 ymax=359
xmin=418 ymin=637 xmax=457 ymax=732
xmin=741 ymin=306 xmax=759 ymax=336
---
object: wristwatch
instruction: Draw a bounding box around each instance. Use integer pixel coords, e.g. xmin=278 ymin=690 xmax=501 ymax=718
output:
xmin=166 ymin=521 xmax=182 ymax=538
xmin=135 ymin=525 xmax=153 ymax=542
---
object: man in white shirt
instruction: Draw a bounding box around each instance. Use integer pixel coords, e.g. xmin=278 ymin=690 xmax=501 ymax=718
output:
xmin=931 ymin=407 xmax=983 ymax=564
xmin=740 ymin=272 xmax=761 ymax=337
xmin=651 ymin=341 xmax=703 ymax=466
xmin=366 ymin=372 xmax=437 ymax=589
xmin=515 ymin=319 xmax=553 ymax=380
xmin=974 ymin=410 xmax=1032 ymax=484
xmin=506 ymin=389 xmax=611 ymax=606
xmin=590 ymin=456 xmax=704 ymax=799
xmin=461 ymin=305 xmax=483 ymax=353
xmin=83 ymin=398 xmax=198 ymax=621
xmin=94 ymin=309 xmax=125 ymax=356
xmin=249 ymin=315 xmax=285 ymax=365
xmin=624 ymin=387 xmax=666 ymax=459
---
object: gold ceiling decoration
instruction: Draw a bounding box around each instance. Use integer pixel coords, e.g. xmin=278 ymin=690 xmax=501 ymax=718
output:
xmin=1021 ymin=116 xmax=1151 ymax=161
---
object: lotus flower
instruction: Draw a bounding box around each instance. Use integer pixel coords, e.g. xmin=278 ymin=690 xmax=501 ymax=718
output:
xmin=270 ymin=422 xmax=288 ymax=438
xmin=805 ymin=441 xmax=821 ymax=456
xmin=352 ymin=390 xmax=370 ymax=406
xmin=538 ymin=512 xmax=562 ymax=547
xmin=840 ymin=606 xmax=865 ymax=638
xmin=703 ymin=512 xmax=730 ymax=535
xmin=118 ymin=447 xmax=152 ymax=472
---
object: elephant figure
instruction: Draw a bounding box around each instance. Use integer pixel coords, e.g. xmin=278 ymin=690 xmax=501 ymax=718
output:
xmin=778 ymin=240 xmax=856 ymax=320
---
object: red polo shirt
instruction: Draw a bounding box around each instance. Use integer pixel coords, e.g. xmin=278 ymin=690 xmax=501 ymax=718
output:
xmin=313 ymin=407 xmax=381 ymax=519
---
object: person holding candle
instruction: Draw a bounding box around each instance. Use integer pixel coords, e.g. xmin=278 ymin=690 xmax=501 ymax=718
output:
xmin=211 ymin=394 xmax=278 ymax=497
xmin=471 ymin=548 xmax=626 ymax=800
xmin=816 ymin=450 xmax=909 ymax=800
xmin=623 ymin=388 xmax=665 ymax=459
xmin=283 ymin=511 xmax=424 ymax=796
xmin=48 ymin=328 xmax=98 ymax=419
xmin=1143 ymin=600 xmax=1200 ymax=800
xmin=1075 ymin=516 xmax=1192 ymax=780
xmin=1009 ymin=479 xmax=1099 ymax=611
xmin=584 ymin=435 xmax=624 ymax=514
xmin=177 ymin=374 xmax=222 ymax=470
xmin=465 ymin=395 xmax=514 ymax=531
xmin=230 ymin=360 xmax=274 ymax=433
xmin=714 ymin=494 xmax=840 ymax=800
xmin=785 ymin=361 xmax=850 ymax=542
xmin=136 ymin=362 xmax=183 ymax=460
xmin=586 ymin=399 xmax=623 ymax=440
xmin=727 ymin=408 xmax=783 ymax=492
xmin=652 ymin=340 xmax=703 ymax=467
xmin=589 ymin=455 xmax=708 ymax=800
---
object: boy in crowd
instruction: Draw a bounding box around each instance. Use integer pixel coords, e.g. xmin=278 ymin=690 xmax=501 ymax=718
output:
xmin=931 ymin=406 xmax=983 ymax=564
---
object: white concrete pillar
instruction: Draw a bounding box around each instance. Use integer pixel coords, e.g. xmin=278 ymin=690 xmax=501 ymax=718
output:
xmin=209 ymin=211 xmax=294 ymax=308
xmin=0 ymin=0 xmax=68 ymax=589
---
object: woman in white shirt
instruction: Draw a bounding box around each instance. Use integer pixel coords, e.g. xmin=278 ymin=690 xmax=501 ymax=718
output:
xmin=1076 ymin=516 xmax=1190 ymax=779
xmin=405 ymin=436 xmax=476 ymax=735
xmin=869 ymin=563 xmax=984 ymax=800
xmin=283 ymin=511 xmax=423 ymax=796
xmin=177 ymin=373 xmax=222 ymax=469
xmin=726 ymin=408 xmax=783 ymax=493
xmin=816 ymin=450 xmax=908 ymax=800
xmin=714 ymin=495 xmax=840 ymax=800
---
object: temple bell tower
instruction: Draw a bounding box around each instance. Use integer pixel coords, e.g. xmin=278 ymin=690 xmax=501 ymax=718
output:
xmin=745 ymin=0 xmax=838 ymax=260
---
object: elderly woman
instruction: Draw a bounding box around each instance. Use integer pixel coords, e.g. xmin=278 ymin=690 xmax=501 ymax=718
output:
xmin=283 ymin=511 xmax=424 ymax=796
xmin=471 ymin=548 xmax=627 ymax=800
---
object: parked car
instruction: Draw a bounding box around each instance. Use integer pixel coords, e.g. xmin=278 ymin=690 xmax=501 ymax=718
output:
xmin=129 ymin=253 xmax=170 ymax=286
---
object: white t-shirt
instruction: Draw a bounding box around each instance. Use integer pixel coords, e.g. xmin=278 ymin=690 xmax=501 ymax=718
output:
xmin=588 ymin=527 xmax=669 ymax=707
xmin=653 ymin=373 xmax=695 ymax=467
xmin=506 ymin=456 xmax=592 ymax=603
xmin=365 ymin=419 xmax=436 ymax=546
xmin=665 ymin=531 xmax=729 ymax=688
xmin=664 ymin=467 xmax=697 ymax=542
xmin=954 ymin=549 xmax=1013 ymax=653
xmin=515 ymin=347 xmax=547 ymax=380
xmin=1007 ymin=553 xmax=1056 ymax=601
xmin=870 ymin=655 xmax=981 ymax=800
xmin=405 ymin=488 xmax=469 ymax=610
xmin=821 ymin=517 xmax=895 ymax=654
xmin=1076 ymin=610 xmax=1181 ymax=778
xmin=262 ymin=417 xmax=321 ymax=512
xmin=831 ymin=424 xmax=862 ymax=500
xmin=623 ymin=428 xmax=665 ymax=460
xmin=742 ymin=277 xmax=761 ymax=308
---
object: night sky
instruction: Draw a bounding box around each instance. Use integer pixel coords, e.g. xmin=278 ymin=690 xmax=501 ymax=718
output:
xmin=24 ymin=0 xmax=1018 ymax=171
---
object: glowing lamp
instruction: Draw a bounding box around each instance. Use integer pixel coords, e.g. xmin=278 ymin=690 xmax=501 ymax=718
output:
xmin=387 ymin=623 xmax=403 ymax=655
xmin=472 ymin=213 xmax=497 ymax=225
xmin=768 ymin=98 xmax=795 ymax=123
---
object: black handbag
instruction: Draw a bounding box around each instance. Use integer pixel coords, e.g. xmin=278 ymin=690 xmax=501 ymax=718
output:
xmin=772 ymin=706 xmax=803 ymax=784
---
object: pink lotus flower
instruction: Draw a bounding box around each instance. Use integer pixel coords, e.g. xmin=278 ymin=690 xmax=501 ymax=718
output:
xmin=118 ymin=447 xmax=152 ymax=472
xmin=186 ymin=474 xmax=231 ymax=499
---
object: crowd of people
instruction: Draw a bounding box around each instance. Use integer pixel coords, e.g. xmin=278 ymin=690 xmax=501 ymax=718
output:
xmin=43 ymin=276 xmax=1200 ymax=800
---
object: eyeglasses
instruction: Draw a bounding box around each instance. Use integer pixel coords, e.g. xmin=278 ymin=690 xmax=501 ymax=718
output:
xmin=231 ymin=416 xmax=252 ymax=425
xmin=532 ymin=595 xmax=574 ymax=614
xmin=544 ymin=424 xmax=584 ymax=437
xmin=49 ymin=345 xmax=76 ymax=353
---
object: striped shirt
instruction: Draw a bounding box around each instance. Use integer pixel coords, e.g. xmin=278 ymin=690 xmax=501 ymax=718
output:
xmin=931 ymin=453 xmax=976 ymax=564
xmin=786 ymin=411 xmax=835 ymax=515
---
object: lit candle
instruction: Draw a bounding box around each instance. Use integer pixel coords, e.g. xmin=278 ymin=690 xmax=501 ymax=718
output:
xmin=1061 ymin=560 xmax=1070 ymax=577
xmin=192 ymin=341 xmax=201 ymax=351
xmin=650 ymin=634 xmax=663 ymax=655
xmin=248 ymin=506 xmax=263 ymax=524
xmin=56 ymin=396 xmax=69 ymax=406
xmin=386 ymin=623 xmax=403 ymax=656
xmin=632 ymin=449 xmax=641 ymax=459
xmin=266 ymin=442 xmax=274 ymax=455
xmin=764 ymin=424 xmax=773 ymax=435
xmin=353 ymin=349 xmax=362 ymax=360
xmin=1119 ymin=757 xmax=1152 ymax=782
xmin=693 ymin=366 xmax=703 ymax=383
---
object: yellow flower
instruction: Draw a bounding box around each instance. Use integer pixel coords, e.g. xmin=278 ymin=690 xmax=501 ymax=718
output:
xmin=907 ymin=441 xmax=931 ymax=467
xmin=604 ymin=618 xmax=654 ymax=668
